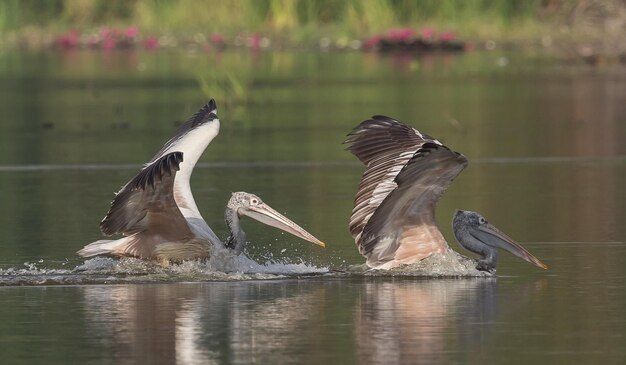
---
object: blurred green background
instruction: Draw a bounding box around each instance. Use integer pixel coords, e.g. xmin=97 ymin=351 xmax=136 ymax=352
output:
xmin=1 ymin=0 xmax=626 ymax=49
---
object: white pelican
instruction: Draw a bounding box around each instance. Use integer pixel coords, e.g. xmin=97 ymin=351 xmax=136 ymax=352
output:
xmin=78 ymin=100 xmax=325 ymax=264
xmin=345 ymin=116 xmax=547 ymax=272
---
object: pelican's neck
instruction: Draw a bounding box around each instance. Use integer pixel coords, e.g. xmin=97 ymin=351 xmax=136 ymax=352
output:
xmin=225 ymin=206 xmax=246 ymax=254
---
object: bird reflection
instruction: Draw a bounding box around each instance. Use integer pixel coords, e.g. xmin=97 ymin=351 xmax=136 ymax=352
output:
xmin=82 ymin=282 xmax=326 ymax=365
xmin=225 ymin=284 xmax=326 ymax=362
xmin=83 ymin=284 xmax=216 ymax=365
xmin=81 ymin=278 xmax=544 ymax=364
xmin=354 ymin=279 xmax=496 ymax=364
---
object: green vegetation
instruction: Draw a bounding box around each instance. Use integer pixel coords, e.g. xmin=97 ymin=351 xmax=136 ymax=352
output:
xmin=1 ymin=0 xmax=624 ymax=48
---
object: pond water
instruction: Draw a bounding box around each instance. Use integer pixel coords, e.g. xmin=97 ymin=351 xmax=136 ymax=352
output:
xmin=0 ymin=49 xmax=625 ymax=364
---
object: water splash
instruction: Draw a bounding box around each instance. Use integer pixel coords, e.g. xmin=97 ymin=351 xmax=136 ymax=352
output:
xmin=0 ymin=249 xmax=329 ymax=286
xmin=0 ymin=248 xmax=495 ymax=286
xmin=348 ymin=250 xmax=493 ymax=278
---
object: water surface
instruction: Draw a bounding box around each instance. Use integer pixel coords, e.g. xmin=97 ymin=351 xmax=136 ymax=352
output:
xmin=0 ymin=50 xmax=624 ymax=364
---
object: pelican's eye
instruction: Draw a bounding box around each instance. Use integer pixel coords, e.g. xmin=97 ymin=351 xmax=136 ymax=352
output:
xmin=478 ymin=217 xmax=486 ymax=224
xmin=250 ymin=198 xmax=259 ymax=205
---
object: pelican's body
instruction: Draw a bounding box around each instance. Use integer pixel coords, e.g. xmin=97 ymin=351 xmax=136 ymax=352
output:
xmin=345 ymin=116 xmax=546 ymax=272
xmin=78 ymin=100 xmax=324 ymax=264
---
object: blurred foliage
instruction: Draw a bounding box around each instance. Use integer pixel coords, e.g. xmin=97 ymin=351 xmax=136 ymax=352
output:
xmin=1 ymin=0 xmax=625 ymax=41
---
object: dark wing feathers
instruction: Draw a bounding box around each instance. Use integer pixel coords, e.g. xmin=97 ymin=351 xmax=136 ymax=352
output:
xmin=149 ymin=99 xmax=217 ymax=163
xmin=100 ymin=151 xmax=188 ymax=236
xmin=130 ymin=152 xmax=183 ymax=191
xmin=345 ymin=116 xmax=467 ymax=257
xmin=345 ymin=116 xmax=425 ymax=164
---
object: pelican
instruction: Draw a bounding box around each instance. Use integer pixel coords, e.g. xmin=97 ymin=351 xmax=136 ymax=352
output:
xmin=345 ymin=116 xmax=547 ymax=272
xmin=78 ymin=99 xmax=325 ymax=264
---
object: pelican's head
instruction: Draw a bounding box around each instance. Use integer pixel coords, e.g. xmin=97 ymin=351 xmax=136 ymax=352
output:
xmin=227 ymin=192 xmax=326 ymax=249
xmin=453 ymin=210 xmax=547 ymax=272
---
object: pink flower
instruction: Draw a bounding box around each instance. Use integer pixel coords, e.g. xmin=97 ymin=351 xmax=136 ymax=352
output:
xmin=387 ymin=27 xmax=415 ymax=42
xmin=363 ymin=35 xmax=383 ymax=49
xmin=144 ymin=36 xmax=159 ymax=50
xmin=248 ymin=32 xmax=261 ymax=49
xmin=102 ymin=37 xmax=116 ymax=49
xmin=420 ymin=27 xmax=434 ymax=40
xmin=125 ymin=26 xmax=139 ymax=39
xmin=57 ymin=29 xmax=80 ymax=48
xmin=100 ymin=27 xmax=111 ymax=39
xmin=210 ymin=32 xmax=224 ymax=44
xmin=439 ymin=31 xmax=456 ymax=42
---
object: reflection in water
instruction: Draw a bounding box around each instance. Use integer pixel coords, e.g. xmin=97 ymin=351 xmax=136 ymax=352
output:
xmin=176 ymin=299 xmax=219 ymax=364
xmin=83 ymin=282 xmax=328 ymax=364
xmin=355 ymin=279 xmax=496 ymax=364
xmin=79 ymin=279 xmax=548 ymax=364
xmin=84 ymin=284 xmax=215 ymax=364
xmin=226 ymin=285 xmax=328 ymax=363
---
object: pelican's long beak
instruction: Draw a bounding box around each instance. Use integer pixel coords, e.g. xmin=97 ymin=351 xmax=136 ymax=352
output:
xmin=473 ymin=224 xmax=547 ymax=270
xmin=241 ymin=203 xmax=326 ymax=248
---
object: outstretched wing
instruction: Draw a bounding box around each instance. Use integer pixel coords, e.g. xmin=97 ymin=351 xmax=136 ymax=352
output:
xmin=345 ymin=116 xmax=467 ymax=267
xmin=100 ymin=151 xmax=194 ymax=243
xmin=344 ymin=116 xmax=441 ymax=242
xmin=359 ymin=143 xmax=467 ymax=265
xmin=148 ymin=100 xmax=220 ymax=225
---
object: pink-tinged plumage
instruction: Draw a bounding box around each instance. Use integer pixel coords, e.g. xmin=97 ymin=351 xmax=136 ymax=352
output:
xmin=78 ymin=100 xmax=325 ymax=264
xmin=345 ymin=116 xmax=467 ymax=269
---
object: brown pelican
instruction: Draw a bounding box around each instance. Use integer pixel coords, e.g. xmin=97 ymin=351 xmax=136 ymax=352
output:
xmin=78 ymin=100 xmax=325 ymax=264
xmin=345 ymin=116 xmax=547 ymax=272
